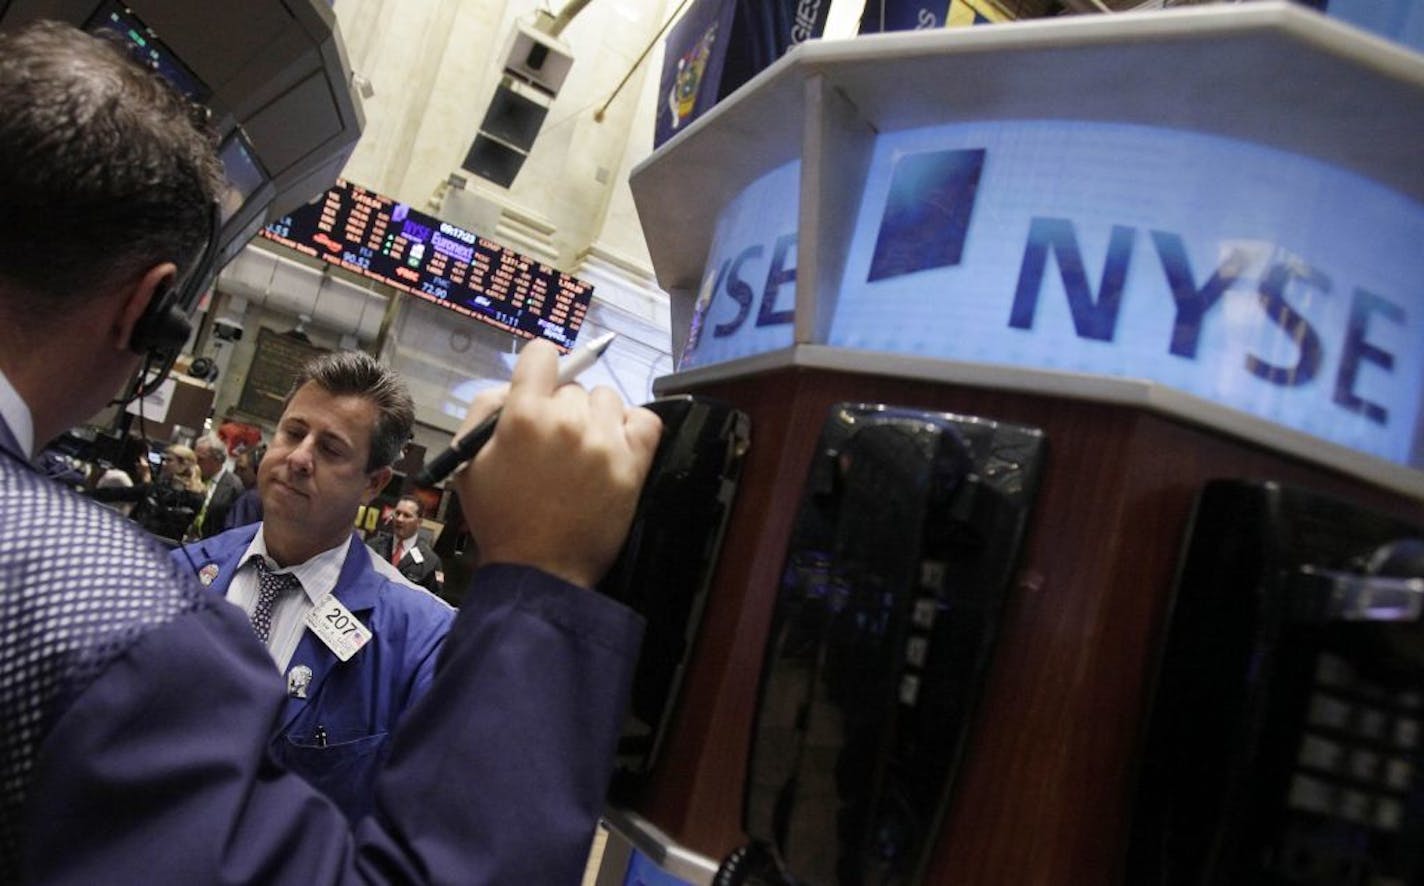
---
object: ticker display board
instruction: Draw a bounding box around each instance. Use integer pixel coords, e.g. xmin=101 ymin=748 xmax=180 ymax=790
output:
xmin=260 ymin=179 xmax=592 ymax=349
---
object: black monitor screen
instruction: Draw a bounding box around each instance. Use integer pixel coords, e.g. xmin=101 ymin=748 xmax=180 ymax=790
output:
xmin=86 ymin=1 xmax=210 ymax=102
xmin=260 ymin=179 xmax=593 ymax=350
xmin=218 ymin=132 xmax=268 ymax=223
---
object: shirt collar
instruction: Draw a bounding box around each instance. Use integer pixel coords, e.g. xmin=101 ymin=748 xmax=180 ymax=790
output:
xmin=0 ymin=367 xmax=35 ymax=459
xmin=203 ymin=467 xmax=231 ymax=504
xmin=240 ymin=524 xmax=349 ymax=607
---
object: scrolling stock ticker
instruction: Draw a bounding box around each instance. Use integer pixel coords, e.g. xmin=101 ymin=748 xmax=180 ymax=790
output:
xmin=261 ymin=179 xmax=593 ymax=350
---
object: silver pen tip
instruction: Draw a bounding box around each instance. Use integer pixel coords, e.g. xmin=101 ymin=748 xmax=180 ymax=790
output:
xmin=587 ymin=331 xmax=617 ymax=354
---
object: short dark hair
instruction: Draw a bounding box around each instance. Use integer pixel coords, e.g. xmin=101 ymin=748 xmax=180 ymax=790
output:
xmin=288 ymin=351 xmax=414 ymax=472
xmin=0 ymin=21 xmax=222 ymax=302
xmin=396 ymin=495 xmax=425 ymax=517
xmin=239 ymin=443 xmax=268 ymax=469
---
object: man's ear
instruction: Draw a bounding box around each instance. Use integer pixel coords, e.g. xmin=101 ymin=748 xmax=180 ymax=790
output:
xmin=362 ymin=465 xmax=393 ymax=504
xmin=112 ymin=262 xmax=178 ymax=351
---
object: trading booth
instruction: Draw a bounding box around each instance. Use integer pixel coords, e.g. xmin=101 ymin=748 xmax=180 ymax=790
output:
xmin=618 ymin=4 xmax=1424 ymax=883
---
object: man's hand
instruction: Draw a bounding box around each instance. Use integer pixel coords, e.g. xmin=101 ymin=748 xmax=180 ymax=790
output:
xmin=451 ymin=339 xmax=663 ymax=589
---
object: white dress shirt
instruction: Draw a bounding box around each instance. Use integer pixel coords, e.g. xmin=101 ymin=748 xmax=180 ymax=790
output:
xmin=201 ymin=467 xmax=233 ymax=509
xmin=225 ymin=525 xmax=349 ymax=671
xmin=0 ymin=367 xmax=35 ymax=458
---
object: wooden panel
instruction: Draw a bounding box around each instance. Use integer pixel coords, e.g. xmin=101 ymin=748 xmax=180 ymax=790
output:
xmin=632 ymin=365 xmax=1422 ymax=883
xmin=235 ymin=327 xmax=328 ymax=423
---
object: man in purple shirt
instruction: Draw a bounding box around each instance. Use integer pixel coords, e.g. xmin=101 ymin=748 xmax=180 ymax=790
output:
xmin=0 ymin=19 xmax=660 ymax=884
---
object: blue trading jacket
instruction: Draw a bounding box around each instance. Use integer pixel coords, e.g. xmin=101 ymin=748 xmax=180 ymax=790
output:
xmin=176 ymin=524 xmax=454 ymax=821
xmin=2 ymin=415 xmax=645 ymax=884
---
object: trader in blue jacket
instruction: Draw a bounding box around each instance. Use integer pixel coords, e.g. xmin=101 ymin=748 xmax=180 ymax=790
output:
xmin=175 ymin=351 xmax=453 ymax=822
xmin=0 ymin=20 xmax=662 ymax=884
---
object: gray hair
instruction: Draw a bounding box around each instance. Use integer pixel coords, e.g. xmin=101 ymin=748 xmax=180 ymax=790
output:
xmin=288 ymin=351 xmax=414 ymax=472
xmin=193 ymin=434 xmax=226 ymax=459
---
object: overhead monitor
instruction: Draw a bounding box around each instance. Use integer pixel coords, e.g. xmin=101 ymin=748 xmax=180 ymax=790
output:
xmin=85 ymin=0 xmax=209 ymax=102
xmin=217 ymin=131 xmax=270 ymax=223
xmin=260 ymin=179 xmax=593 ymax=350
xmin=2 ymin=0 xmax=367 ymax=272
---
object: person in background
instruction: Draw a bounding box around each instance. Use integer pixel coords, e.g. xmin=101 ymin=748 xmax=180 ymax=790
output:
xmin=222 ymin=441 xmax=264 ymax=530
xmin=217 ymin=415 xmax=262 ymax=456
xmin=0 ymin=19 xmax=660 ymax=883
xmin=127 ymin=443 xmax=205 ymax=543
xmin=366 ymin=494 xmax=445 ymax=598
xmin=189 ymin=432 xmax=243 ymax=539
xmin=158 ymin=444 xmax=204 ymax=490
xmin=94 ymin=464 xmax=137 ymax=517
xmin=233 ymin=442 xmax=261 ymax=490
xmin=176 ymin=352 xmax=452 ymax=821
xmin=35 ymin=444 xmax=88 ymax=489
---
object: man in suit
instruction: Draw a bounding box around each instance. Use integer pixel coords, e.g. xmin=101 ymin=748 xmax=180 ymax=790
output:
xmin=222 ymin=442 xmax=264 ymax=530
xmin=0 ymin=20 xmax=661 ymax=883
xmin=178 ymin=352 xmax=453 ymax=821
xmin=191 ymin=433 xmax=245 ymax=539
xmin=367 ymin=494 xmax=445 ymax=597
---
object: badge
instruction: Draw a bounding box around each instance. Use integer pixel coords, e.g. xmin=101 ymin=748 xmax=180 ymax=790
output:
xmin=198 ymin=563 xmax=220 ymax=587
xmin=304 ymin=594 xmax=372 ymax=662
xmin=407 ymin=545 xmax=424 ymax=565
xmin=286 ymin=664 xmax=313 ymax=699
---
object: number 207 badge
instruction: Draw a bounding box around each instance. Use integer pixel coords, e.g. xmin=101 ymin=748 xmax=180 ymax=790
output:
xmin=304 ymin=594 xmax=372 ymax=662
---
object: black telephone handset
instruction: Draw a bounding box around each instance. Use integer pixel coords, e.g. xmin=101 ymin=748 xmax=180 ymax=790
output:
xmin=729 ymin=404 xmax=1045 ymax=886
xmin=598 ymin=394 xmax=750 ymax=796
xmin=1130 ymin=480 xmax=1424 ymax=885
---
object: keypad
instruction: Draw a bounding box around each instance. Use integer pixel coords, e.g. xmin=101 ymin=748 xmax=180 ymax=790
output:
xmin=1288 ymin=654 xmax=1420 ymax=834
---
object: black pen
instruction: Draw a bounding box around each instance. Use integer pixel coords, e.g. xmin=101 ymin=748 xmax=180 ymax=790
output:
xmin=415 ymin=332 xmax=617 ymax=486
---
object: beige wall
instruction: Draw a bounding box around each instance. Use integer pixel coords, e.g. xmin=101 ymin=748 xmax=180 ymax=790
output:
xmin=333 ymin=0 xmax=673 ymax=272
xmin=206 ymin=0 xmax=682 ymax=436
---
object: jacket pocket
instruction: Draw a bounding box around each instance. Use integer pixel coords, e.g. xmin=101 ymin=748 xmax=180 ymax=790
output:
xmin=272 ymin=730 xmax=390 ymax=822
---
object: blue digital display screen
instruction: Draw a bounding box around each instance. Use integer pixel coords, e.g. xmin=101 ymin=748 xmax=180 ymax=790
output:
xmin=831 ymin=120 xmax=1423 ymax=469
xmin=687 ymin=119 xmax=1423 ymax=470
xmin=680 ymin=159 xmax=800 ymax=368
xmin=621 ymin=848 xmax=694 ymax=886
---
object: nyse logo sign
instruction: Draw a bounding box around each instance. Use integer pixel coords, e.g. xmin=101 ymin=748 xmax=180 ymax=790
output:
xmin=858 ymin=146 xmax=1405 ymax=429
xmin=1007 ymin=221 xmax=1406 ymax=426
xmin=689 ymin=148 xmax=987 ymax=353
xmin=688 ymin=128 xmax=1418 ymax=464
xmin=831 ymin=125 xmax=1421 ymax=465
xmin=684 ymin=160 xmax=801 ymax=363
xmin=699 ymin=232 xmax=797 ymax=339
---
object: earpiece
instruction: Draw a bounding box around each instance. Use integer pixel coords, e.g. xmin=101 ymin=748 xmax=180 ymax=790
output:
xmin=113 ymin=202 xmax=224 ymax=405
xmin=129 ymin=201 xmax=223 ymax=358
xmin=128 ymin=275 xmax=193 ymax=355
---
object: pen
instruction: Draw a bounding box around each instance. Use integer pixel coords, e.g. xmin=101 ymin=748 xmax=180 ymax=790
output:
xmin=415 ymin=332 xmax=617 ymax=486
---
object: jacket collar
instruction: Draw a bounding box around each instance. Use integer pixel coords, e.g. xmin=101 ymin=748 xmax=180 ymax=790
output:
xmin=0 ymin=369 xmax=34 ymax=461
xmin=0 ymin=415 xmax=27 ymax=467
xmin=192 ymin=526 xmax=392 ymax=731
xmin=195 ymin=527 xmax=382 ymax=614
